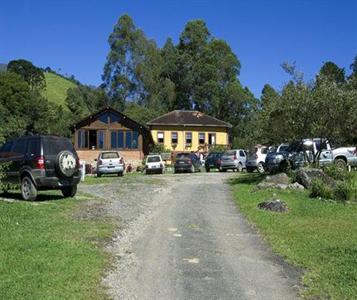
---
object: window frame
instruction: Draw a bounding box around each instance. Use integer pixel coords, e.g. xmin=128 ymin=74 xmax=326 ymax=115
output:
xmin=171 ymin=132 xmax=178 ymax=145
xmin=198 ymin=132 xmax=205 ymax=145
xmin=157 ymin=132 xmax=164 ymax=144
xmin=185 ymin=132 xmax=192 ymax=145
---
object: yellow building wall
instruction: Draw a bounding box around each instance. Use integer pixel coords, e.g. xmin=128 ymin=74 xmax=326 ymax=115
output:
xmin=150 ymin=125 xmax=229 ymax=152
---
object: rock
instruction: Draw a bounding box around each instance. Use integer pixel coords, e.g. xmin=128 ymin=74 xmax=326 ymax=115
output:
xmin=296 ymin=168 xmax=336 ymax=189
xmin=264 ymin=173 xmax=290 ymax=185
xmin=257 ymin=199 xmax=289 ymax=212
xmin=256 ymin=173 xmax=290 ymax=190
xmin=287 ymin=182 xmax=305 ymax=190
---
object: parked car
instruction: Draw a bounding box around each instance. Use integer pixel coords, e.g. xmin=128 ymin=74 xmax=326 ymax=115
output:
xmin=246 ymin=145 xmax=269 ymax=173
xmin=174 ymin=153 xmax=201 ymax=173
xmin=220 ymin=149 xmax=247 ymax=172
xmin=204 ymin=152 xmax=223 ymax=172
xmin=319 ymin=146 xmax=357 ymax=169
xmin=0 ymin=135 xmax=80 ymax=201
xmin=265 ymin=144 xmax=292 ymax=173
xmin=96 ymin=151 xmax=124 ymax=177
xmin=145 ymin=155 xmax=164 ymax=174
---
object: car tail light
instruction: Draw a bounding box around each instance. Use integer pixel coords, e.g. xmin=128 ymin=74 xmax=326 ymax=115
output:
xmin=98 ymin=160 xmax=103 ymax=166
xmin=188 ymin=159 xmax=192 ymax=164
xmin=76 ymin=157 xmax=80 ymax=168
xmin=35 ymin=156 xmax=45 ymax=169
xmin=119 ymin=157 xmax=124 ymax=164
xmin=234 ymin=154 xmax=237 ymax=160
xmin=216 ymin=159 xmax=221 ymax=165
xmin=160 ymin=163 xmax=164 ymax=168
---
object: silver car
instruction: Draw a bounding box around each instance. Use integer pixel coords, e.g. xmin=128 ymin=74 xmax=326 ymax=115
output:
xmin=96 ymin=151 xmax=124 ymax=177
xmin=220 ymin=149 xmax=247 ymax=172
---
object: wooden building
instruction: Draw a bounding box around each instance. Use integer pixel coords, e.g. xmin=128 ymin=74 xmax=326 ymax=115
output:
xmin=71 ymin=107 xmax=153 ymax=164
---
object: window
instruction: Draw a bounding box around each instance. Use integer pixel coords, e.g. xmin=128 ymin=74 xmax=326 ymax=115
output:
xmin=239 ymin=150 xmax=245 ymax=157
xmin=111 ymin=130 xmax=139 ymax=149
xmin=43 ymin=138 xmax=75 ymax=155
xmin=157 ymin=132 xmax=164 ymax=144
xmin=98 ymin=112 xmax=109 ymax=124
xmin=78 ymin=130 xmax=88 ymax=149
xmin=109 ymin=112 xmax=120 ymax=123
xmin=118 ymin=131 xmax=124 ymax=148
xmin=171 ymin=132 xmax=178 ymax=144
xmin=12 ymin=139 xmax=27 ymax=155
xmin=208 ymin=133 xmax=216 ymax=145
xmin=0 ymin=141 xmax=13 ymax=153
xmin=98 ymin=131 xmax=105 ymax=149
xmin=27 ymin=138 xmax=41 ymax=156
xmin=125 ymin=131 xmax=132 ymax=149
xmin=199 ymin=132 xmax=205 ymax=144
xmin=101 ymin=152 xmax=119 ymax=159
xmin=132 ymin=131 xmax=139 ymax=149
xmin=185 ymin=132 xmax=192 ymax=145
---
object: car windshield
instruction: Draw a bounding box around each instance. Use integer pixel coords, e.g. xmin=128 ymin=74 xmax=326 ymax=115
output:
xmin=101 ymin=152 xmax=119 ymax=159
xmin=279 ymin=145 xmax=289 ymax=152
xmin=261 ymin=147 xmax=268 ymax=154
xmin=176 ymin=153 xmax=190 ymax=159
xmin=147 ymin=156 xmax=161 ymax=163
xmin=224 ymin=150 xmax=235 ymax=156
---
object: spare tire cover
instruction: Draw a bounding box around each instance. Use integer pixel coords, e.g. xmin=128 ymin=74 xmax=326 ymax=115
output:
xmin=57 ymin=151 xmax=77 ymax=177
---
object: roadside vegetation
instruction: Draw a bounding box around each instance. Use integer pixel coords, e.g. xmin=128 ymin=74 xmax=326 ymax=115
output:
xmin=231 ymin=173 xmax=357 ymax=299
xmin=0 ymin=191 xmax=116 ymax=300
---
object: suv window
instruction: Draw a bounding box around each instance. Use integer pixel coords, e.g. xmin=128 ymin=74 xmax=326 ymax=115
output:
xmin=176 ymin=153 xmax=190 ymax=159
xmin=27 ymin=138 xmax=41 ymax=156
xmin=43 ymin=138 xmax=75 ymax=155
xmin=239 ymin=150 xmax=245 ymax=157
xmin=12 ymin=139 xmax=28 ymax=156
xmin=0 ymin=141 xmax=13 ymax=153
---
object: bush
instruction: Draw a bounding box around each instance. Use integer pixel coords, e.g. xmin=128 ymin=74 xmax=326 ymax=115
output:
xmin=333 ymin=181 xmax=349 ymax=203
xmin=150 ymin=144 xmax=171 ymax=154
xmin=323 ymin=165 xmax=348 ymax=181
xmin=310 ymin=179 xmax=334 ymax=200
xmin=0 ymin=163 xmax=13 ymax=192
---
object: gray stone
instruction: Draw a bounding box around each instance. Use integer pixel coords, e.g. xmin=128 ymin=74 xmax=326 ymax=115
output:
xmin=256 ymin=173 xmax=290 ymax=190
xmin=296 ymin=168 xmax=336 ymax=189
xmin=257 ymin=199 xmax=289 ymax=212
xmin=287 ymin=182 xmax=305 ymax=190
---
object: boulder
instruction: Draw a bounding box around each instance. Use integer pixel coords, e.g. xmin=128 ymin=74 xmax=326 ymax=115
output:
xmin=256 ymin=173 xmax=290 ymax=190
xmin=287 ymin=182 xmax=305 ymax=190
xmin=257 ymin=199 xmax=289 ymax=212
xmin=296 ymin=168 xmax=336 ymax=189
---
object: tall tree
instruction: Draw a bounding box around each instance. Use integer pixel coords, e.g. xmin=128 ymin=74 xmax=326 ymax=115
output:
xmin=317 ymin=61 xmax=345 ymax=85
xmin=7 ymin=59 xmax=46 ymax=91
xmin=102 ymin=14 xmax=147 ymax=109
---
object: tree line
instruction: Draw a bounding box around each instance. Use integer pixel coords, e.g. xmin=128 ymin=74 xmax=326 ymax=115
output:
xmin=1 ymin=14 xmax=356 ymax=148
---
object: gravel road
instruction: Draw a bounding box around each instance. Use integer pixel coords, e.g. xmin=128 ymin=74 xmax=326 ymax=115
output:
xmin=80 ymin=172 xmax=300 ymax=300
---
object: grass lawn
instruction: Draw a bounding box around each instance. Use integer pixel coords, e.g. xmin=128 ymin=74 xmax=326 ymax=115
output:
xmin=0 ymin=190 xmax=115 ymax=300
xmin=42 ymin=72 xmax=77 ymax=108
xmin=82 ymin=172 xmax=143 ymax=185
xmin=231 ymin=173 xmax=357 ymax=299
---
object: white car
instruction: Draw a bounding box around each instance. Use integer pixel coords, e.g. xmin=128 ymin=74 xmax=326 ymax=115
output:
xmin=96 ymin=151 xmax=124 ymax=177
xmin=246 ymin=145 xmax=269 ymax=173
xmin=220 ymin=149 xmax=247 ymax=172
xmin=145 ymin=155 xmax=165 ymax=174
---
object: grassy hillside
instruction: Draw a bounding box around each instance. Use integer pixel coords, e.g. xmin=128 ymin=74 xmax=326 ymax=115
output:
xmin=42 ymin=72 xmax=77 ymax=108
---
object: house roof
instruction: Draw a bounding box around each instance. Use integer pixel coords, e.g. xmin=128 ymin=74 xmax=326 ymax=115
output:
xmin=147 ymin=110 xmax=232 ymax=128
xmin=71 ymin=106 xmax=149 ymax=132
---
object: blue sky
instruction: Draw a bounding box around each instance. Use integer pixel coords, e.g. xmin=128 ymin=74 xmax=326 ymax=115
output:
xmin=1 ymin=0 xmax=356 ymax=97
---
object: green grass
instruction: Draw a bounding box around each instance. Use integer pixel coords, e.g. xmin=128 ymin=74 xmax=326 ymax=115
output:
xmin=42 ymin=72 xmax=77 ymax=107
xmin=231 ymin=174 xmax=357 ymax=299
xmin=0 ymin=190 xmax=115 ymax=300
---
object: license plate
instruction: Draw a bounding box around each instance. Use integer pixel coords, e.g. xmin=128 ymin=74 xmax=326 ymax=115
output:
xmin=179 ymin=161 xmax=185 ymax=164
xmin=108 ymin=166 xmax=115 ymax=168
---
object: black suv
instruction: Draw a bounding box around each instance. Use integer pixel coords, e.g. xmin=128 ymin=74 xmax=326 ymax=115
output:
xmin=0 ymin=135 xmax=81 ymax=200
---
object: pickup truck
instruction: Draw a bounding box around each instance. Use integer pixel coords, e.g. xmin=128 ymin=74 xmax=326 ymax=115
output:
xmin=265 ymin=139 xmax=357 ymax=173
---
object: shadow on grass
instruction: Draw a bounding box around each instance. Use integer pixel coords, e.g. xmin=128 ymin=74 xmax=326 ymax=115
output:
xmin=228 ymin=173 xmax=266 ymax=185
xmin=0 ymin=190 xmax=64 ymax=202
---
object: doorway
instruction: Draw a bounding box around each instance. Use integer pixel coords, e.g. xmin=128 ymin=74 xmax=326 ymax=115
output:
xmin=89 ymin=130 xmax=97 ymax=149
xmin=208 ymin=133 xmax=216 ymax=145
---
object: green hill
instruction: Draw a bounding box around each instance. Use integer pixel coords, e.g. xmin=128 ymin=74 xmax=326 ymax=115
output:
xmin=42 ymin=72 xmax=77 ymax=108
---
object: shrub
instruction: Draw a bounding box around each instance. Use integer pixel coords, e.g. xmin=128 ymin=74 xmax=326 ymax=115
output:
xmin=0 ymin=163 xmax=12 ymax=192
xmin=333 ymin=181 xmax=349 ymax=203
xmin=310 ymin=179 xmax=334 ymax=200
xmin=150 ymin=144 xmax=171 ymax=154
xmin=323 ymin=165 xmax=348 ymax=181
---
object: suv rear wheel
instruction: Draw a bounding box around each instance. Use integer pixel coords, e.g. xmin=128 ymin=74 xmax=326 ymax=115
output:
xmin=61 ymin=185 xmax=77 ymax=198
xmin=334 ymin=158 xmax=347 ymax=170
xmin=21 ymin=176 xmax=38 ymax=201
xmin=257 ymin=162 xmax=265 ymax=174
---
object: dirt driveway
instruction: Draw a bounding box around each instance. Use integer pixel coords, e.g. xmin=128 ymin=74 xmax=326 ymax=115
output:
xmin=80 ymin=172 xmax=300 ymax=300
